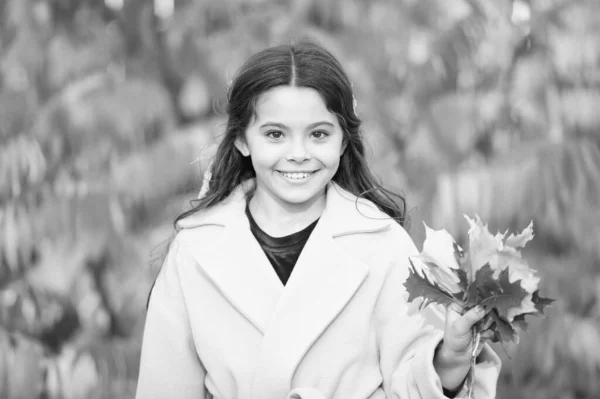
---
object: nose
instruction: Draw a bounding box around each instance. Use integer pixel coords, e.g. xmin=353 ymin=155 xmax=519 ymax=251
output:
xmin=286 ymin=137 xmax=310 ymax=162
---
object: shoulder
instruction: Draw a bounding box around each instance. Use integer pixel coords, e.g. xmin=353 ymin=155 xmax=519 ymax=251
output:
xmin=333 ymin=207 xmax=417 ymax=269
xmin=175 ymin=205 xmax=231 ymax=231
xmin=369 ymin=221 xmax=418 ymax=261
xmin=383 ymin=221 xmax=417 ymax=251
xmin=175 ymin=180 xmax=251 ymax=230
xmin=156 ymin=226 xmax=226 ymax=285
xmin=360 ymin=221 xmax=420 ymax=291
xmin=173 ymin=223 xmax=226 ymax=252
xmin=329 ymin=184 xmax=414 ymax=249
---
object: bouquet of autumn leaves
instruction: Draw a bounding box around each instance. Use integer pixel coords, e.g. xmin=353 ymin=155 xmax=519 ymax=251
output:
xmin=404 ymin=216 xmax=554 ymax=398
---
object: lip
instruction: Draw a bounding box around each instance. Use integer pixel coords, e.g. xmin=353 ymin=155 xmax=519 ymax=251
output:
xmin=276 ymin=170 xmax=319 ymax=182
xmin=277 ymin=171 xmax=318 ymax=173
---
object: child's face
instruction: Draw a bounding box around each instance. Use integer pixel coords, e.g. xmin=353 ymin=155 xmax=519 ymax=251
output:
xmin=235 ymin=85 xmax=347 ymax=209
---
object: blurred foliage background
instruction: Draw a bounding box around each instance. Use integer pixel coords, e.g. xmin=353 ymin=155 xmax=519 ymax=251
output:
xmin=0 ymin=0 xmax=599 ymax=398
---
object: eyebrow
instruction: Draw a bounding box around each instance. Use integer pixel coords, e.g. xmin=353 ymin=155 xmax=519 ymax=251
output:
xmin=259 ymin=121 xmax=334 ymax=130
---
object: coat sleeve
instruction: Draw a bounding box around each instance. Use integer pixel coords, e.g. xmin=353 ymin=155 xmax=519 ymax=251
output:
xmin=375 ymin=227 xmax=501 ymax=399
xmin=135 ymin=235 xmax=210 ymax=399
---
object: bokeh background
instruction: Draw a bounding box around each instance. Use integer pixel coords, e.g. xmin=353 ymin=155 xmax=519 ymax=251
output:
xmin=1 ymin=0 xmax=599 ymax=398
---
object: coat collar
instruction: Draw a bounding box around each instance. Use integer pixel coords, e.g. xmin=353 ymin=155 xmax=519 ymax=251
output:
xmin=176 ymin=178 xmax=393 ymax=236
xmin=177 ymin=179 xmax=394 ymax=399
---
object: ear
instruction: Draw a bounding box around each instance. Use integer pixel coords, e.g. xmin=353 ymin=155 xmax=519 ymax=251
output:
xmin=234 ymin=137 xmax=250 ymax=157
xmin=340 ymin=140 xmax=348 ymax=156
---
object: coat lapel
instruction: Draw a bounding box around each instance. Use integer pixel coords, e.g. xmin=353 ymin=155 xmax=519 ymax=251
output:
xmin=250 ymin=216 xmax=369 ymax=399
xmin=179 ymin=182 xmax=284 ymax=334
xmin=197 ymin=217 xmax=284 ymax=334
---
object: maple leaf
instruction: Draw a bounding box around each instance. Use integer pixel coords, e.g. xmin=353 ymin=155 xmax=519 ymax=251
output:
xmin=487 ymin=309 xmax=519 ymax=344
xmin=406 ymin=216 xmax=555 ymax=351
xmin=508 ymin=291 xmax=555 ymax=332
xmin=464 ymin=281 xmax=479 ymax=308
xmin=422 ymin=260 xmax=465 ymax=295
xmin=404 ymin=261 xmax=457 ymax=310
xmin=531 ymin=290 xmax=555 ymax=315
xmin=512 ymin=314 xmax=528 ymax=332
xmin=500 ymin=290 xmax=553 ymax=328
xmin=472 ymin=266 xmax=529 ymax=321
xmin=464 ymin=216 xmax=503 ymax=275
xmin=464 ymin=264 xmax=502 ymax=308
xmin=409 ymin=224 xmax=464 ymax=294
xmin=504 ymin=221 xmax=534 ymax=249
xmin=421 ymin=223 xmax=462 ymax=272
xmin=465 ymin=216 xmax=541 ymax=294
xmin=508 ymin=290 xmax=538 ymax=321
xmin=452 ymin=268 xmax=469 ymax=293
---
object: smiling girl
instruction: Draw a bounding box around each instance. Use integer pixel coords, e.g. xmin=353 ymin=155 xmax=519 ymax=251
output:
xmin=135 ymin=41 xmax=501 ymax=399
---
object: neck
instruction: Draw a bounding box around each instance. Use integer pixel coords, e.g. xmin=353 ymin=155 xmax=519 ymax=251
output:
xmin=248 ymin=186 xmax=326 ymax=237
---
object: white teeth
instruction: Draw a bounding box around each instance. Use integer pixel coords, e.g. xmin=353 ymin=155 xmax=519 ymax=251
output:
xmin=280 ymin=172 xmax=312 ymax=179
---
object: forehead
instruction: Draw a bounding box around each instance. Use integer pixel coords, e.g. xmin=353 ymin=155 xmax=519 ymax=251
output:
xmin=253 ymin=86 xmax=338 ymax=126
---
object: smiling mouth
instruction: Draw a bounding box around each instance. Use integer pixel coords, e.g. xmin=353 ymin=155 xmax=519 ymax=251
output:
xmin=277 ymin=171 xmax=318 ymax=180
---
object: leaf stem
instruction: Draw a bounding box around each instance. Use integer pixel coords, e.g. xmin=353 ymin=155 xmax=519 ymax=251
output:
xmin=466 ymin=327 xmax=481 ymax=399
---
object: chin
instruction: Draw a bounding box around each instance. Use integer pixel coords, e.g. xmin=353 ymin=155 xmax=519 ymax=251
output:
xmin=276 ymin=191 xmax=322 ymax=206
xmin=274 ymin=183 xmax=328 ymax=206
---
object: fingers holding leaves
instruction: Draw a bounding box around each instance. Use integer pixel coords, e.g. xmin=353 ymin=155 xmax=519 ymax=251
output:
xmin=458 ymin=305 xmax=487 ymax=332
xmin=448 ymin=304 xmax=486 ymax=336
xmin=442 ymin=304 xmax=483 ymax=355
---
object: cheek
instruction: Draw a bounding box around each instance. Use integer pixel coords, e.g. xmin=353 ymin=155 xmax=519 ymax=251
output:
xmin=248 ymin=145 xmax=280 ymax=168
xmin=313 ymin=153 xmax=342 ymax=174
xmin=330 ymin=156 xmax=342 ymax=171
xmin=317 ymin=143 xmax=345 ymax=165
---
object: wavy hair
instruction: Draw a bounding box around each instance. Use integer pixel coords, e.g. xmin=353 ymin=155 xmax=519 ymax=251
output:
xmin=174 ymin=40 xmax=407 ymax=228
xmin=147 ymin=41 xmax=408 ymax=308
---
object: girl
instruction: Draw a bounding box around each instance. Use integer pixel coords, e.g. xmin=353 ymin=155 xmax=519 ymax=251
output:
xmin=135 ymin=41 xmax=501 ymax=399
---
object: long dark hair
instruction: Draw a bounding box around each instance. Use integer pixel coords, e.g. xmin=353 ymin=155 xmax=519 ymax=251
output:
xmin=147 ymin=41 xmax=407 ymax=308
xmin=174 ymin=40 xmax=407 ymax=228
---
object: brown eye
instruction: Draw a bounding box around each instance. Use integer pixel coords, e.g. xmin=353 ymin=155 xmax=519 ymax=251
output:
xmin=266 ymin=130 xmax=283 ymax=139
xmin=311 ymin=130 xmax=329 ymax=139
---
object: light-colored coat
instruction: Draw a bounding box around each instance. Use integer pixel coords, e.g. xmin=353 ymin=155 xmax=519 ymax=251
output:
xmin=135 ymin=180 xmax=501 ymax=399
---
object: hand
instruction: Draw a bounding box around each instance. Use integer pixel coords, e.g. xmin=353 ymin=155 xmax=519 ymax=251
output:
xmin=433 ymin=304 xmax=493 ymax=392
xmin=442 ymin=304 xmax=492 ymax=358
